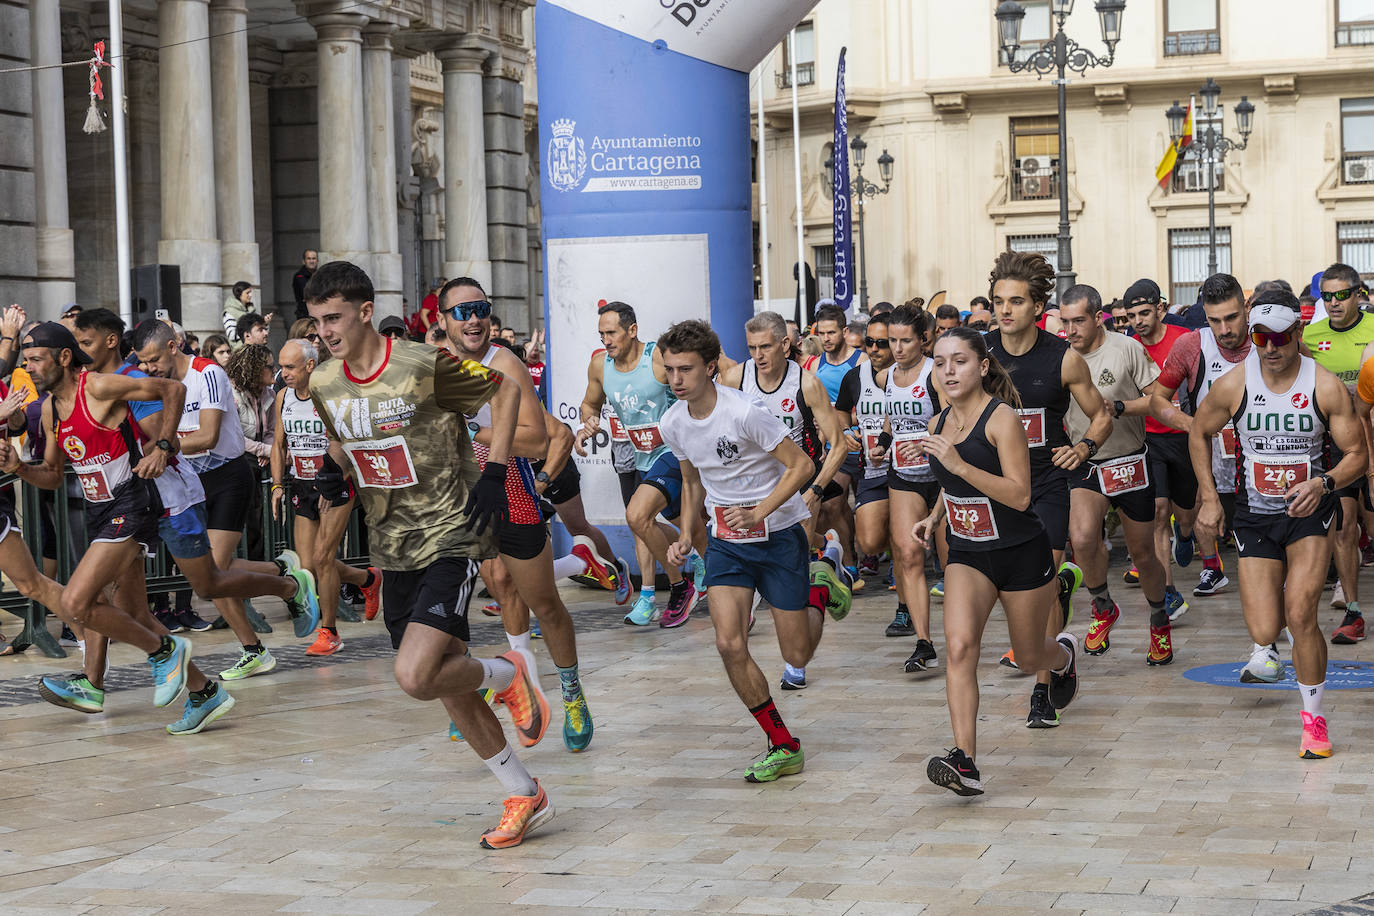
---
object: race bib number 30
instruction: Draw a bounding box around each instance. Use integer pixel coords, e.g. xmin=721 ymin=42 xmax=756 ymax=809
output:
xmin=1098 ymin=454 xmax=1149 ymax=496
xmin=1251 ymin=455 xmax=1310 ymax=499
xmin=1017 ymin=408 xmax=1046 ymax=447
xmin=944 ymin=494 xmax=1000 ymax=542
xmin=627 ymin=423 xmax=664 ymax=453
xmin=892 ymin=431 xmax=929 ymax=472
xmin=343 ymin=436 xmax=417 ymax=489
xmin=712 ymin=505 xmax=769 ymax=543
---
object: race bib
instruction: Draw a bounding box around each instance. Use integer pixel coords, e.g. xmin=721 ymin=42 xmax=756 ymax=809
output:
xmin=862 ymin=429 xmax=889 ymax=469
xmin=1017 ymin=408 xmax=1046 ymax=447
xmin=1218 ymin=423 xmax=1237 ymax=455
xmin=1098 ymin=453 xmax=1149 ymax=496
xmin=626 ymin=423 xmax=664 ymax=453
xmin=343 ymin=436 xmax=417 ymax=489
xmin=608 ymin=414 xmax=630 ymax=442
xmin=292 ymin=454 xmax=324 ymax=480
xmin=1250 ymin=454 xmax=1310 ymax=499
xmin=712 ymin=505 xmax=768 ymax=543
xmin=75 ymin=466 xmax=113 ymax=503
xmin=944 ymin=494 xmax=1000 ymax=542
xmin=892 ymin=431 xmax=929 ymax=472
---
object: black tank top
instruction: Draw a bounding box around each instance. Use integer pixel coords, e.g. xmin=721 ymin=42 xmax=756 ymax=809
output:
xmin=931 ymin=398 xmax=1046 ymax=551
xmin=985 ymin=328 xmax=1071 ymax=477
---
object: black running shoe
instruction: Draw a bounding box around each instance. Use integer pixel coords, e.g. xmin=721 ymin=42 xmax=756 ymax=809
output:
xmin=175 ymin=609 xmax=213 ymax=633
xmin=927 ymin=747 xmax=983 ymax=796
xmin=154 ymin=608 xmax=186 ymax=634
xmin=1047 ymin=633 xmax=1079 ymax=710
xmin=1026 ymin=687 xmax=1060 ymax=728
xmin=904 ymin=638 xmax=938 ymax=673
xmin=885 ymin=608 xmax=914 ymax=637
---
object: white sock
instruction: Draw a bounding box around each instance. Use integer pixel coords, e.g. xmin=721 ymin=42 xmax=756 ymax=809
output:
xmin=479 ymin=657 xmax=517 ymax=692
xmin=552 ymin=553 xmax=584 ymax=580
xmin=785 ymin=662 xmax=806 ymax=678
xmin=77 ymin=639 xmax=86 ymax=655
xmin=482 ymin=742 xmax=537 ymax=797
xmin=822 ymin=536 xmax=843 ymax=569
xmin=506 ymin=630 xmax=532 ymax=655
xmin=1299 ymin=681 xmax=1325 ymax=717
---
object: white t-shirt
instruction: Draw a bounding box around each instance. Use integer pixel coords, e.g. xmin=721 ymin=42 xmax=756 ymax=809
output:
xmin=177 ymin=356 xmax=247 ymax=473
xmin=660 ymin=384 xmax=811 ymax=535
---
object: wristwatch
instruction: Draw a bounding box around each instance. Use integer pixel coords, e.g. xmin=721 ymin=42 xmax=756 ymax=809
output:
xmin=534 ymin=470 xmax=551 ymax=485
xmin=1078 ymin=437 xmax=1099 ymax=458
xmin=154 ymin=438 xmax=176 ymax=454
xmin=1321 ymin=473 xmax=1336 ymax=494
xmin=809 ymin=483 xmax=825 ymax=499
xmin=1113 ymin=399 xmax=1126 ymax=419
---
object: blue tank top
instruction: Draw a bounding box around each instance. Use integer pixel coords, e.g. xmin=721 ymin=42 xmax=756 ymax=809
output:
xmin=812 ymin=349 xmax=863 ymax=403
xmin=603 ymin=341 xmax=675 ymax=472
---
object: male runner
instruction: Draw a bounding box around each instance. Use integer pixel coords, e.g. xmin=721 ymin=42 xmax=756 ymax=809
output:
xmin=270 ymin=336 xmax=381 ymax=656
xmin=305 ymin=259 xmax=554 ymax=850
xmin=440 ymin=278 xmax=595 ymax=751
xmin=984 ymin=251 xmax=1109 ymax=727
xmin=576 ymin=302 xmax=705 ymax=628
xmin=658 ymin=319 xmax=850 ymax=783
xmin=1122 ymin=280 xmax=1196 ymax=621
xmin=1191 ymin=295 xmax=1365 ymax=759
xmin=1058 ymin=285 xmax=1172 ymax=666
xmin=1302 ymin=263 xmax=1374 ymax=643
xmin=803 ymin=304 xmax=866 ymax=567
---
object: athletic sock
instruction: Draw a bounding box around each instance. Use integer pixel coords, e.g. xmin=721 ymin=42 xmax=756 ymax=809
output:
xmin=149 ymin=636 xmax=174 ymax=661
xmin=189 ymin=680 xmax=218 ymax=701
xmin=1032 ymin=681 xmax=1049 ymax=696
xmin=1148 ymin=598 xmax=1168 ymax=628
xmin=1087 ymin=583 xmax=1112 ymax=613
xmin=1202 ymin=552 xmax=1221 ymax=572
xmin=639 ymin=585 xmax=654 ymax=602
xmin=748 ymin=697 xmax=799 ymax=750
xmin=784 ymin=662 xmax=806 ymax=679
xmin=808 ymin=584 xmax=829 ymax=612
xmin=482 ymin=742 xmax=538 ymax=797
xmin=896 ymin=602 xmax=908 ymax=615
xmin=821 ymin=536 xmax=843 ymax=570
xmin=361 ymin=569 xmax=376 ymax=589
xmin=243 ymin=642 xmax=264 ymax=655
xmin=1299 ymin=681 xmax=1326 ymax=718
xmin=273 ymin=559 xmax=289 ymax=576
xmin=552 ymin=553 xmax=585 ymax=580
xmin=323 ymin=626 xmax=338 ymax=636
xmin=479 ymin=656 xmax=517 ymax=692
xmin=1346 ymin=600 xmax=1362 ymax=617
xmin=669 ymin=579 xmax=689 ymax=600
xmin=556 ymin=663 xmax=581 ymax=702
xmin=506 ymin=630 xmax=532 ymax=655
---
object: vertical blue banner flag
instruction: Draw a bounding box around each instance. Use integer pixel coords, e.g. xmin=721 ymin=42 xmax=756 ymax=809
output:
xmin=831 ymin=47 xmax=853 ymax=311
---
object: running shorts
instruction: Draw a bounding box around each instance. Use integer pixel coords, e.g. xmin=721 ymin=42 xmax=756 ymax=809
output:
xmin=198 ymin=455 xmax=255 ymax=532
xmin=947 ymin=529 xmax=1057 ymax=592
xmin=1070 ymin=450 xmax=1156 ymax=524
xmin=1233 ymin=498 xmax=1339 ymax=562
xmin=1145 ymin=432 xmax=1197 ymax=509
xmin=381 ymin=556 xmax=480 ymax=648
xmin=856 ymin=475 xmax=889 ymax=507
xmin=704 ymin=522 xmax=809 ymax=612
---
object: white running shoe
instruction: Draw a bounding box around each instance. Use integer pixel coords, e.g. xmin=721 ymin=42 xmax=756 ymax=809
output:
xmin=1240 ymin=643 xmax=1281 ymax=684
xmin=1332 ymin=583 xmax=1347 ymax=610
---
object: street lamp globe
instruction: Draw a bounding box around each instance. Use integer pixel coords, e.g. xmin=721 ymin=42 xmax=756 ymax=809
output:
xmin=1234 ymin=95 xmax=1256 ymax=139
xmin=995 ymin=1 xmax=1026 ymax=55
xmin=850 ymin=135 xmax=867 ymax=169
xmin=878 ymin=148 xmax=894 ymax=186
xmin=1166 ymin=100 xmax=1187 ymax=143
xmin=1200 ymin=77 xmax=1221 ymax=117
xmin=1094 ymin=0 xmax=1125 ymax=48
xmin=1051 ymin=0 xmax=1075 ymax=16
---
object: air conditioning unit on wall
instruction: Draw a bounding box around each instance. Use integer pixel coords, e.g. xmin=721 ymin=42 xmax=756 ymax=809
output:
xmin=1345 ymin=159 xmax=1372 ymax=183
xmin=1021 ymin=175 xmax=1049 ymax=198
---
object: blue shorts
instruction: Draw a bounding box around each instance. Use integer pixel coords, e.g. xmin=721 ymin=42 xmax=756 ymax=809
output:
xmin=636 ymin=452 xmax=683 ymax=522
xmin=704 ymin=523 xmax=809 ymax=611
xmin=856 ymin=474 xmax=889 ymax=507
xmin=159 ymin=504 xmax=212 ymax=560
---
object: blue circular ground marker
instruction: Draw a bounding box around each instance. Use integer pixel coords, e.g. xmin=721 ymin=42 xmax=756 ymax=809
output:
xmin=1184 ymin=659 xmax=1374 ymax=691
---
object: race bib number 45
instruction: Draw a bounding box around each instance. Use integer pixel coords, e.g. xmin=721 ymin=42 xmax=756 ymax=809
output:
xmin=1251 ymin=455 xmax=1310 ymax=499
xmin=1017 ymin=408 xmax=1046 ymax=447
xmin=944 ymin=494 xmax=1000 ymax=542
xmin=343 ymin=436 xmax=417 ymax=489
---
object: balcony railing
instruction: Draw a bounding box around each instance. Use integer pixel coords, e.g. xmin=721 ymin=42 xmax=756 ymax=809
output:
xmin=1010 ymin=162 xmax=1059 ymax=201
xmin=1343 ymin=153 xmax=1374 ymax=185
xmin=1164 ymin=29 xmax=1221 ymax=56
xmin=1171 ymin=159 xmax=1225 ymax=193
xmin=1336 ymin=22 xmax=1374 ymax=46
xmin=775 ymin=62 xmax=815 ymax=89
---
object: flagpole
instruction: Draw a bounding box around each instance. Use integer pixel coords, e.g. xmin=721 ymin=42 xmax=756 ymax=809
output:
xmin=757 ymin=62 xmax=770 ymax=309
xmin=109 ymin=0 xmax=132 ymax=324
xmin=789 ymin=29 xmax=804 ymax=324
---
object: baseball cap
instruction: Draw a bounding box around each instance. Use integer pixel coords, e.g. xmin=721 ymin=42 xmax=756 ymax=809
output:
xmin=1249 ymin=302 xmax=1299 ymax=334
xmin=23 ymin=320 xmax=93 ymax=365
xmin=60 ymin=303 xmax=82 ymax=318
xmin=1122 ymin=279 xmax=1163 ymax=306
xmin=377 ymin=315 xmax=407 ymax=336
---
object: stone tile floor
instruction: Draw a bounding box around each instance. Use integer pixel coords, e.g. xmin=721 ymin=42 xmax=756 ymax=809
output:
xmin=1 ymin=556 xmax=1373 ymax=914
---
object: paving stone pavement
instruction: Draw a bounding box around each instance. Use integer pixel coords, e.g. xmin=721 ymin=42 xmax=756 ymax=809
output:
xmin=2 ymin=554 xmax=1373 ymax=914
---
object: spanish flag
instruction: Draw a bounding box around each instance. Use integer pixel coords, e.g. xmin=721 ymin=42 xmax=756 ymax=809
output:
xmin=1155 ymin=97 xmax=1194 ymax=189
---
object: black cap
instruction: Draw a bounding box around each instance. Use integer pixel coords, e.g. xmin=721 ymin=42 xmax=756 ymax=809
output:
xmin=377 ymin=315 xmax=407 ymax=336
xmin=1123 ymin=278 xmax=1164 ymax=307
xmin=23 ymin=321 xmax=93 ymax=365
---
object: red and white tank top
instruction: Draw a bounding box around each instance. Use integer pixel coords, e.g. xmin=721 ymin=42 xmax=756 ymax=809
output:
xmin=465 ymin=345 xmax=542 ymax=526
xmin=280 ymin=389 xmax=330 ymax=480
xmin=58 ymin=371 xmax=142 ymax=504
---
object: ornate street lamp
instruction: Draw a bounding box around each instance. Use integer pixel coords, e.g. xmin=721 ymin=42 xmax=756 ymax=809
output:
xmin=826 ymin=136 xmax=894 ymax=312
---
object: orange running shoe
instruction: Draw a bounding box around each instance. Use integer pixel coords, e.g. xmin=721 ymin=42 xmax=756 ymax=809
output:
xmin=1084 ymin=602 xmax=1120 ymax=655
xmin=570 ymin=536 xmax=615 ymax=591
xmin=304 ymin=628 xmax=342 ymax=656
xmin=494 ymin=650 xmax=550 ymax=748
xmin=1300 ymin=711 xmax=1332 ymax=759
xmin=362 ymin=567 xmax=381 ymax=621
xmin=999 ymin=649 xmax=1018 ymax=669
xmin=1147 ymin=624 xmax=1173 ymax=666
xmin=479 ymin=779 xmax=555 ymax=849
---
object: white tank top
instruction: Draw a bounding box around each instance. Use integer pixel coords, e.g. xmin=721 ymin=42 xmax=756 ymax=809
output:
xmin=885 ymin=357 xmax=939 ymax=482
xmin=280 ymin=389 xmax=330 ymax=480
xmin=740 ymin=359 xmax=821 ymax=460
xmin=1197 ymin=329 xmax=1240 ymax=493
xmin=854 ymin=361 xmax=889 ymax=478
xmin=1235 ymin=352 xmax=1326 ymax=515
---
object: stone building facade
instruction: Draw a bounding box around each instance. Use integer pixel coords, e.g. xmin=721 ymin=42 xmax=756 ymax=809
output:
xmin=1 ymin=0 xmax=542 ymax=336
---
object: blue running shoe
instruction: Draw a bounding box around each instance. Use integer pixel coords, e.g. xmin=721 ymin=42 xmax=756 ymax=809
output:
xmin=624 ymin=593 xmax=656 ymax=626
xmin=149 ymin=635 xmax=192 ymax=707
xmin=780 ymin=664 xmax=807 ymax=690
xmin=286 ymin=568 xmax=321 ymax=639
xmin=691 ymin=550 xmax=706 ymax=593
xmin=614 ymin=557 xmax=632 ymax=606
xmin=531 ymin=619 xmax=543 ymax=639
xmin=929 ymin=578 xmax=945 ymax=598
xmin=1171 ymin=519 xmax=1196 ymax=568
xmin=1165 ymin=585 xmax=1189 ymax=622
xmin=449 ymin=689 xmax=497 ymax=741
xmin=562 ymin=691 xmax=593 ymax=752
xmin=38 ymin=674 xmax=105 ymax=714
xmin=166 ymin=684 xmax=236 ymax=735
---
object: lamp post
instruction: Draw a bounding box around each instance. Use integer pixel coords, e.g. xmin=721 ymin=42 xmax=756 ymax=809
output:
xmin=996 ymin=0 xmax=1125 ymax=302
xmin=826 ymin=135 xmax=894 ymax=313
xmin=1166 ymin=80 xmax=1255 ymax=276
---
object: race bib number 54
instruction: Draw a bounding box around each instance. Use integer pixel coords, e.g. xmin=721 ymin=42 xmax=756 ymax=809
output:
xmin=343 ymin=436 xmax=417 ymax=489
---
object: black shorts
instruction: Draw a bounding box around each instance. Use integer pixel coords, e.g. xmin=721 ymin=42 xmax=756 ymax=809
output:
xmin=836 ymin=452 xmax=862 ymax=484
xmin=499 ymin=521 xmax=549 ymax=561
xmin=0 ymin=486 xmax=18 ymax=544
xmin=198 ymin=456 xmax=255 ymax=532
xmin=86 ymin=480 xmax=160 ymax=555
xmin=1145 ymin=432 xmax=1197 ymax=510
xmin=1070 ymin=452 xmax=1156 ymax=524
xmin=856 ymin=474 xmax=889 ymax=507
xmin=381 ymin=556 xmax=480 ymax=649
xmin=1233 ymin=498 xmax=1339 ymax=562
xmin=1030 ymin=471 xmax=1070 ymax=550
xmin=618 ymin=468 xmax=638 ymax=508
xmin=948 ymin=530 xmax=1057 ymax=592
xmin=288 ymin=475 xmax=354 ymax=522
xmin=540 ymin=461 xmax=581 ymax=506
xmin=886 ymin=469 xmax=940 ymax=507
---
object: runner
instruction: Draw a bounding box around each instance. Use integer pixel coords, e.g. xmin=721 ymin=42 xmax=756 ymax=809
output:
xmin=270 ymin=336 xmax=382 ymax=656
xmin=984 ymin=251 xmax=1108 ymax=726
xmin=913 ymin=328 xmax=1079 ymax=795
xmin=305 ymin=259 xmax=555 ymax=850
xmin=1302 ymin=263 xmax=1374 ymax=643
xmin=575 ymin=302 xmax=705 ymax=628
xmin=440 ymin=277 xmax=595 ymax=751
xmin=1121 ymin=280 xmax=1196 ymax=622
xmin=1190 ymin=294 xmax=1364 ymax=759
xmin=657 ymin=319 xmax=851 ymax=783
xmin=1057 ymin=285 xmax=1172 ymax=667
xmin=803 ymin=304 xmax=866 ymax=567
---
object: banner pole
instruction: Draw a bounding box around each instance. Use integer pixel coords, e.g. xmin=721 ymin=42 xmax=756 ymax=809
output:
xmin=757 ymin=63 xmax=770 ymax=309
xmin=789 ymin=29 xmax=804 ymax=322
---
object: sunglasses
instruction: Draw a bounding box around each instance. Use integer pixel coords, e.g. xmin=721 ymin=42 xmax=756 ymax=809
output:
xmin=306 ymin=333 xmax=320 ymax=342
xmin=1320 ymin=286 xmax=1365 ymax=302
xmin=1250 ymin=328 xmax=1295 ymax=348
xmin=968 ymin=322 xmax=990 ymax=331
xmin=444 ymin=299 xmax=493 ymax=321
xmin=863 ymin=337 xmax=891 ymax=349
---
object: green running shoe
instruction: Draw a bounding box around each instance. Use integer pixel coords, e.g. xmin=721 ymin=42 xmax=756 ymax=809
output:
xmin=286 ymin=568 xmax=321 ymax=639
xmin=166 ymin=684 xmax=236 ymax=735
xmin=38 ymin=674 xmax=105 ymax=714
xmin=562 ymin=692 xmax=594 ymax=752
xmin=809 ymin=561 xmax=852 ymax=621
xmin=745 ymin=743 xmax=805 ymax=783
xmin=929 ymin=578 xmax=945 ymax=598
xmin=1057 ymin=561 xmax=1083 ymax=629
xmin=449 ymin=689 xmax=497 ymax=741
xmin=219 ymin=647 xmax=277 ymax=681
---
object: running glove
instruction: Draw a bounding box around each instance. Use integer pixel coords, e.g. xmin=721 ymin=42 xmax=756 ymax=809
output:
xmin=315 ymin=454 xmax=350 ymax=501
xmin=464 ymin=462 xmax=509 ymax=535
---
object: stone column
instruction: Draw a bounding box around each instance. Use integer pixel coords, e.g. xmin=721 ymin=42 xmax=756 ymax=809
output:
xmin=30 ymin=0 xmax=76 ymax=313
xmin=393 ymin=54 xmax=419 ymax=311
xmin=311 ymin=12 xmax=371 ymax=275
xmin=363 ymin=23 xmax=402 ymax=318
xmin=437 ymin=44 xmax=492 ymax=289
xmin=210 ymin=0 xmax=258 ymax=296
xmin=483 ymin=47 xmax=529 ymax=331
xmin=158 ymin=0 xmax=221 ymax=333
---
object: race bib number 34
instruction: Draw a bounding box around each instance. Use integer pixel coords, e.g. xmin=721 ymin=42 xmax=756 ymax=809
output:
xmin=1251 ymin=455 xmax=1310 ymax=499
xmin=343 ymin=436 xmax=417 ymax=489
xmin=944 ymin=494 xmax=1000 ymax=542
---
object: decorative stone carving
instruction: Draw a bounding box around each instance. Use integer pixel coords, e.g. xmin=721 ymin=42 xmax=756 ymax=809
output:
xmin=411 ymin=108 xmax=441 ymax=179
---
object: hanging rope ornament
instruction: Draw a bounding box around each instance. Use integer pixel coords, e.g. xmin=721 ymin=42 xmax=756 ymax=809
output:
xmin=83 ymin=40 xmax=107 ymax=135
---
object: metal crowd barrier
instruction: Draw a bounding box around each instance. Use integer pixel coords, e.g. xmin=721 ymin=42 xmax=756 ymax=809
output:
xmin=0 ymin=471 xmax=369 ymax=659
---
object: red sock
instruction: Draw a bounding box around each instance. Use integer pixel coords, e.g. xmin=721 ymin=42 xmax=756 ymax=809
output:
xmin=1203 ymin=554 xmax=1221 ymax=572
xmin=749 ymin=698 xmax=798 ymax=750
xmin=808 ymin=585 xmax=828 ymax=611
